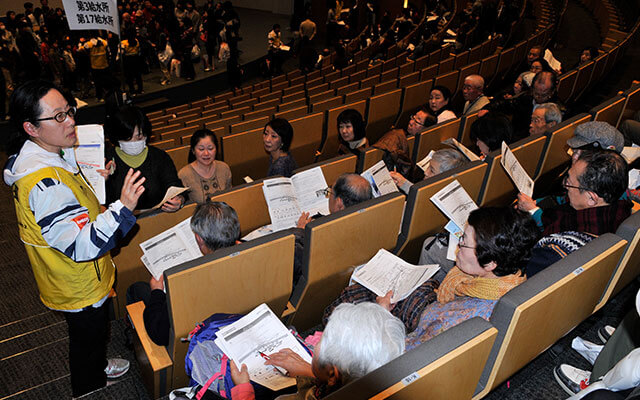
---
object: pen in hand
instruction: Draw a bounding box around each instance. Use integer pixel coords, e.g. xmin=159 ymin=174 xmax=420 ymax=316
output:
xmin=259 ymin=351 xmax=289 ymax=376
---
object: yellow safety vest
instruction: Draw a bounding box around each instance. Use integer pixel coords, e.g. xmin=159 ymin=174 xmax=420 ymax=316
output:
xmin=12 ymin=166 xmax=114 ymax=310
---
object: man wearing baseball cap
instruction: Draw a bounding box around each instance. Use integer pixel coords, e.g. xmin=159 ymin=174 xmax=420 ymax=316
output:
xmin=566 ymin=121 xmax=625 ymax=165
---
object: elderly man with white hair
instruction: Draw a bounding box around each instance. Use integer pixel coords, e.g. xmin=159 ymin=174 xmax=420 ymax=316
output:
xmin=229 ymin=302 xmax=406 ymax=399
xmin=529 ymin=103 xmax=562 ymax=136
xmin=462 ymin=74 xmax=490 ymax=115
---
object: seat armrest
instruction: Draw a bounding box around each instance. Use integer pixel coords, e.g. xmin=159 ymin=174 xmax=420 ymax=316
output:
xmin=127 ymin=301 xmax=173 ymax=372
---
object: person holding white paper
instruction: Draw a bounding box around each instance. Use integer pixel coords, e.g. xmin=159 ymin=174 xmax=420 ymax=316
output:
xmin=390 ymin=148 xmax=467 ymax=194
xmin=403 ymin=207 xmax=540 ymax=349
xmin=229 ymin=302 xmax=405 ymax=400
xmin=126 ymin=202 xmax=241 ymax=347
xmin=4 ymin=80 xmax=146 ymax=397
xmin=104 ymin=105 xmax=184 ymax=211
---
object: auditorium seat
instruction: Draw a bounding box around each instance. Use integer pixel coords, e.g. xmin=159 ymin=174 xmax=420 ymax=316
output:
xmin=325 ymin=318 xmax=497 ymax=400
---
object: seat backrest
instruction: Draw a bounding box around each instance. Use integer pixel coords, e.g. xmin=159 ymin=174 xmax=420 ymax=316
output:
xmin=344 ymin=87 xmax=373 ymax=104
xmin=318 ymin=100 xmax=367 ymax=161
xmin=412 ymin=118 xmax=462 ymax=162
xmin=433 ymin=70 xmax=460 ymax=95
xmin=325 ymin=318 xmax=497 ymax=400
xmin=166 ymin=145 xmax=190 ymax=171
xmin=479 ymin=54 xmax=499 ymax=82
xmin=111 ymin=203 xmax=199 ymax=318
xmin=557 ymin=69 xmax=578 ymax=104
xmin=357 ymin=146 xmax=386 ymax=173
xmin=395 ymin=162 xmax=487 ymax=263
xmin=475 ymin=234 xmax=627 ymax=398
xmin=311 ymin=96 xmax=344 ymax=114
xmin=288 ymin=193 xmax=405 ymax=331
xmin=290 ymin=112 xmax=324 ymax=167
xmin=230 ymin=116 xmax=270 ymax=134
xmin=367 ymin=89 xmax=403 ymax=143
xmin=595 ymin=212 xmax=640 ymax=311
xmin=165 ymin=231 xmax=296 ymax=389
xmin=477 ymin=135 xmax=547 ymax=207
xmin=293 ymin=154 xmax=358 ymax=186
xmin=591 ymin=95 xmax=626 ymax=127
xmin=571 ymin=61 xmax=595 ymax=101
xmin=220 ymin=127 xmax=269 ymax=186
xmin=208 ymin=180 xmax=271 ymax=236
xmin=396 ymin=80 xmax=433 ymax=128
xmin=534 ymin=113 xmax=591 ymax=180
xmin=275 ymin=105 xmax=308 ymax=121
xmin=458 ymin=112 xmax=479 ymax=148
xmin=622 ymin=83 xmax=640 ymax=116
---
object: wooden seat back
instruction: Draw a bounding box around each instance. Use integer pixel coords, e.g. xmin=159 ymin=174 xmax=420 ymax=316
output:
xmin=474 ymin=234 xmax=627 ymax=398
xmin=395 ymin=162 xmax=487 ymax=263
xmin=477 ymin=135 xmax=547 ymax=207
xmin=165 ymin=231 xmax=296 ymax=389
xmin=288 ymin=193 xmax=405 ymax=331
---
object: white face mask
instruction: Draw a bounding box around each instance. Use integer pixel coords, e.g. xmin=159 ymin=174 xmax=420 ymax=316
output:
xmin=118 ymin=139 xmax=147 ymax=156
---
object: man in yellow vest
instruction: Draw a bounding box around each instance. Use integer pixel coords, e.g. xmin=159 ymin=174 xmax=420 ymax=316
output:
xmin=4 ymin=80 xmax=145 ymax=397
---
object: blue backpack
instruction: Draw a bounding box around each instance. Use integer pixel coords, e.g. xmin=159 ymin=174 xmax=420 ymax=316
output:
xmin=184 ymin=313 xmax=243 ymax=399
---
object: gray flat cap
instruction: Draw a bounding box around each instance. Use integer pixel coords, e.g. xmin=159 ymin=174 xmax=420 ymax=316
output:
xmin=566 ymin=121 xmax=624 ymax=153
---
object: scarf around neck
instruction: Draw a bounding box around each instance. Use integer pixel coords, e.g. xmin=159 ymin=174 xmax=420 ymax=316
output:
xmin=436 ymin=266 xmax=526 ymax=304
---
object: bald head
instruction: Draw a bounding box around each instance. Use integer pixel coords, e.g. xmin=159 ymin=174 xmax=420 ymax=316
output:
xmin=463 ymin=75 xmax=485 ymax=102
xmin=532 ymin=71 xmax=556 ymax=104
xmin=330 ymin=174 xmax=373 ymax=213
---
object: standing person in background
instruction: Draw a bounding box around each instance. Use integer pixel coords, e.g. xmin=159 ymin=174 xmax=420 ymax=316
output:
xmin=81 ymin=33 xmax=111 ymax=102
xmin=121 ymin=30 xmax=144 ymax=95
xmin=4 ymin=80 xmax=146 ymax=397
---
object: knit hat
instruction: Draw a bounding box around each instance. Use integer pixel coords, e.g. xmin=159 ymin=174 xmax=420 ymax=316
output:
xmin=566 ymin=121 xmax=624 ymax=153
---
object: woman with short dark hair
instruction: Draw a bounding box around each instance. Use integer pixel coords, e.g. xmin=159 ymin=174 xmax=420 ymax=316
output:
xmin=337 ymin=108 xmax=368 ymax=155
xmin=264 ymin=117 xmax=298 ymax=177
xmin=4 ymin=80 xmax=146 ymax=397
xmin=105 ymin=105 xmax=184 ymax=211
xmin=403 ymin=207 xmax=540 ymax=348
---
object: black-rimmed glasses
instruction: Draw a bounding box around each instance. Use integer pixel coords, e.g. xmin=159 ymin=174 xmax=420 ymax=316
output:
xmin=31 ymin=106 xmax=77 ymax=123
xmin=562 ymin=174 xmax=591 ymax=192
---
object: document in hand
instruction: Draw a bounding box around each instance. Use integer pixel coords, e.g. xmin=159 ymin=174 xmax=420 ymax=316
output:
xmin=416 ymin=150 xmax=435 ymax=173
xmin=139 ymin=217 xmax=203 ymax=280
xmin=441 ymin=137 xmax=481 ymax=161
xmin=214 ymin=303 xmax=312 ymax=391
xmin=150 ymin=186 xmax=190 ymax=210
xmin=74 ymin=125 xmax=106 ymax=204
xmin=352 ymin=249 xmax=440 ymax=303
xmin=430 ymin=180 xmax=478 ymax=230
xmin=361 ymin=160 xmax=399 ymax=197
xmin=500 ymin=142 xmax=534 ymax=197
xmin=263 ymin=167 xmax=330 ymax=231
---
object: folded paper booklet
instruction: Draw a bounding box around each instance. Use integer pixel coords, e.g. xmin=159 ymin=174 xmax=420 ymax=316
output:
xmin=430 ymin=180 xmax=478 ymax=230
xmin=500 ymin=142 xmax=534 ymax=197
xmin=361 ymin=160 xmax=399 ymax=197
xmin=214 ymin=303 xmax=312 ymax=391
xmin=442 ymin=137 xmax=481 ymax=161
xmin=74 ymin=125 xmax=106 ymax=204
xmin=263 ymin=166 xmax=330 ymax=231
xmin=352 ymin=249 xmax=440 ymax=303
xmin=139 ymin=217 xmax=203 ymax=280
xmin=416 ymin=150 xmax=435 ymax=173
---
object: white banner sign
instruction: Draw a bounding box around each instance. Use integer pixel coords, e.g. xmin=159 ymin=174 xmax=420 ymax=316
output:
xmin=62 ymin=0 xmax=119 ymax=35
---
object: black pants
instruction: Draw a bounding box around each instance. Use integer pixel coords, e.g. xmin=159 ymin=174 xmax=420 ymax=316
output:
xmin=123 ymin=55 xmax=143 ymax=93
xmin=63 ymin=298 xmax=111 ymax=397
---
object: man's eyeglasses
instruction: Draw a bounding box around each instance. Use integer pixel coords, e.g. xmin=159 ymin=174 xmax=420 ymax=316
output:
xmin=31 ymin=106 xmax=77 ymax=123
xmin=410 ymin=114 xmax=425 ymax=127
xmin=320 ymin=187 xmax=333 ymax=198
xmin=562 ymin=174 xmax=591 ymax=192
xmin=458 ymin=233 xmax=476 ymax=250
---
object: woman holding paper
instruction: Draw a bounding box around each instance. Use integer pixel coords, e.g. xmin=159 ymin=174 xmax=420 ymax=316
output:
xmin=4 ymin=80 xmax=146 ymax=397
xmin=104 ymin=105 xmax=184 ymax=211
xmin=178 ymin=129 xmax=232 ymax=204
xmin=229 ymin=302 xmax=405 ymax=400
